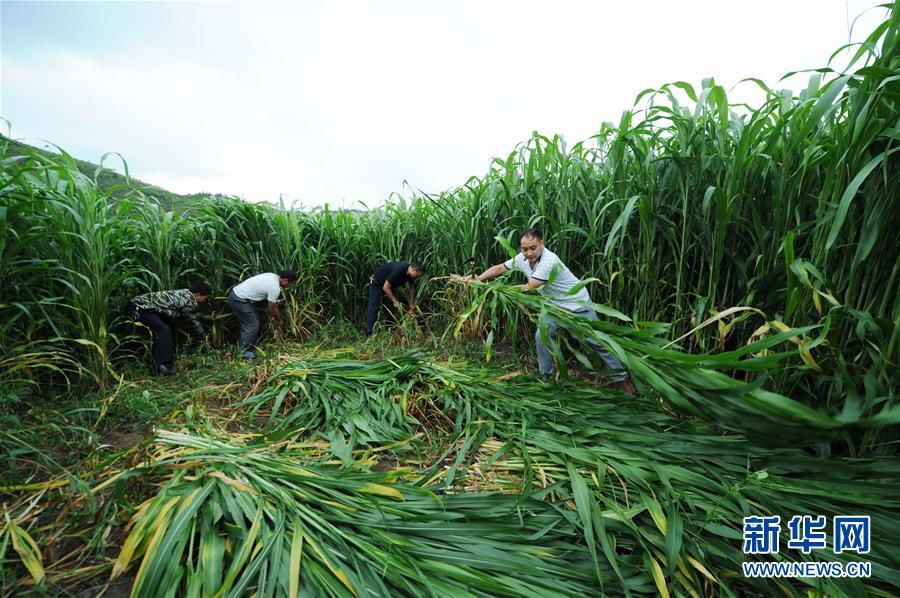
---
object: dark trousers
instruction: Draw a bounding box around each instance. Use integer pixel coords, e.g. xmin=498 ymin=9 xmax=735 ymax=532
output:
xmin=365 ymin=283 xmax=397 ymax=336
xmin=136 ymin=311 xmax=175 ymax=368
xmin=228 ymin=290 xmax=259 ymax=351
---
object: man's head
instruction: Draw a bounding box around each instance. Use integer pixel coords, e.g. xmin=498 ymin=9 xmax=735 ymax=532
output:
xmin=190 ymin=281 xmax=213 ymax=303
xmin=407 ymin=263 xmax=425 ymax=280
xmin=278 ymin=270 xmax=299 ymax=287
xmin=519 ymin=228 xmax=544 ymax=262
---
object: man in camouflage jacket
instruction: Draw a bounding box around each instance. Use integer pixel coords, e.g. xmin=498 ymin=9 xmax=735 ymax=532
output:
xmin=124 ymin=282 xmax=213 ymax=375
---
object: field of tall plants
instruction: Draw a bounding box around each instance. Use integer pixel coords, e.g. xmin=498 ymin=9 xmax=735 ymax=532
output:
xmin=1 ymin=4 xmax=898 ymax=596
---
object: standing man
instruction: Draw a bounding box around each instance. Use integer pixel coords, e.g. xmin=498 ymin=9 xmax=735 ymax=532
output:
xmin=365 ymin=262 xmax=425 ymax=336
xmin=472 ymin=228 xmax=637 ymax=395
xmin=125 ymin=282 xmax=213 ymax=375
xmin=228 ymin=270 xmax=298 ymax=359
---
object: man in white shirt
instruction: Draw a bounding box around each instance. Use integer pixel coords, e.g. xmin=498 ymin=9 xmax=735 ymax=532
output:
xmin=228 ymin=270 xmax=298 ymax=359
xmin=472 ymin=228 xmax=637 ymax=395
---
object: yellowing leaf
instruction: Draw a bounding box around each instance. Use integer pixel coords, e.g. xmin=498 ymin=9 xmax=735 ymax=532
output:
xmin=289 ymin=519 xmax=304 ymax=598
xmin=284 ymin=465 xmax=321 ymax=478
xmin=749 ymin=322 xmax=770 ymax=339
xmin=360 ymin=483 xmax=404 ymax=500
xmin=207 ymin=471 xmax=257 ymax=494
xmin=129 ymin=495 xmax=180 ymax=583
xmin=674 ymin=570 xmax=701 ymax=598
xmin=7 ymin=520 xmax=44 ymax=584
xmin=646 ymin=495 xmax=667 ymax=535
xmin=304 ymin=533 xmax=357 ymax=596
xmin=770 ymin=320 xmax=821 ymax=371
xmin=650 ymin=556 xmax=670 ymax=598
xmin=323 ymin=500 xmax=358 ymax=512
xmin=0 ymin=479 xmax=68 ymax=493
xmin=687 ymin=556 xmax=717 ymax=583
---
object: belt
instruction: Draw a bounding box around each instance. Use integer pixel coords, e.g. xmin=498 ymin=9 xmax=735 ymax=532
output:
xmin=229 ymin=289 xmax=251 ymax=302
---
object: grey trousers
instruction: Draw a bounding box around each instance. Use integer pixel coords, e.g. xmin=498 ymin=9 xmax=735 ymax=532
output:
xmin=228 ymin=290 xmax=259 ymax=351
xmin=536 ymin=307 xmax=628 ymax=382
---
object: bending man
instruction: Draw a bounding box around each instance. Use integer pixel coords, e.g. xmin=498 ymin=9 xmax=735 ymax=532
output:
xmin=125 ymin=282 xmax=213 ymax=375
xmin=228 ymin=270 xmax=298 ymax=359
xmin=364 ymin=262 xmax=424 ymax=336
xmin=472 ymin=228 xmax=637 ymax=394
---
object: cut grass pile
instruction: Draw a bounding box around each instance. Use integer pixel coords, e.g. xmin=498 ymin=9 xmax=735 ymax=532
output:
xmin=4 ymin=319 xmax=897 ymax=596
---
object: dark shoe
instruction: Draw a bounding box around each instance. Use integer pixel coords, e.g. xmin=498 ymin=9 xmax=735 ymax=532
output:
xmin=157 ymin=364 xmax=175 ymax=376
xmin=620 ymin=378 xmax=638 ymax=396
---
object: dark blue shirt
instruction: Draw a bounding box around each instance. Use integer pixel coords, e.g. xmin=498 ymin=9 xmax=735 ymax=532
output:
xmin=373 ymin=262 xmax=414 ymax=288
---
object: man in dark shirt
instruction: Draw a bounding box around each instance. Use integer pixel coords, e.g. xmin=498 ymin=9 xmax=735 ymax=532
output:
xmin=364 ymin=262 xmax=424 ymax=336
xmin=124 ymin=281 xmax=213 ymax=375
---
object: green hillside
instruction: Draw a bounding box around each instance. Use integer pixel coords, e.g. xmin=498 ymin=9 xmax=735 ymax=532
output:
xmin=1 ymin=135 xmax=209 ymax=211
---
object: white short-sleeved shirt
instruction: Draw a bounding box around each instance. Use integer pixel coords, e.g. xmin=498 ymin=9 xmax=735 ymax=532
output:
xmin=503 ymin=248 xmax=590 ymax=311
xmin=233 ymin=273 xmax=281 ymax=302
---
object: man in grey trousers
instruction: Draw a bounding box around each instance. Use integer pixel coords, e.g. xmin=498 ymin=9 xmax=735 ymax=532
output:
xmin=470 ymin=228 xmax=637 ymax=395
xmin=228 ymin=270 xmax=298 ymax=359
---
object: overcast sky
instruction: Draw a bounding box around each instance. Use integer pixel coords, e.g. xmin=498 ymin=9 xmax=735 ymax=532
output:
xmin=0 ymin=1 xmax=889 ymax=208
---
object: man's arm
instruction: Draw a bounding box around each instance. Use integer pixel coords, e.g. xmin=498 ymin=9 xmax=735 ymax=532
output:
xmin=267 ymin=301 xmax=285 ymax=331
xmin=187 ymin=313 xmax=206 ymax=338
xmin=519 ymin=278 xmax=544 ymax=292
xmin=382 ymin=281 xmax=400 ymax=307
xmin=475 ymin=263 xmax=508 ymax=282
xmin=171 ymin=291 xmax=205 ymax=337
xmin=408 ymin=285 xmax=416 ymax=309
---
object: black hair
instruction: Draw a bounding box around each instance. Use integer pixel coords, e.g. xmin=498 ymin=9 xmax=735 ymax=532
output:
xmin=410 ymin=262 xmax=425 ymax=274
xmin=190 ymin=281 xmax=213 ymax=296
xmin=519 ymin=228 xmax=542 ymax=243
xmin=279 ymin=270 xmax=299 ymax=282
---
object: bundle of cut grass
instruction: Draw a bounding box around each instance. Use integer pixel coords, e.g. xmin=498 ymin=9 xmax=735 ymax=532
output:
xmin=450 ymin=279 xmax=900 ymax=445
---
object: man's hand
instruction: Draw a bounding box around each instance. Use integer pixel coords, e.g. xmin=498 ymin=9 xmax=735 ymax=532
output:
xmin=520 ymin=278 xmax=544 ymax=292
xmin=386 ymin=292 xmax=400 ymax=310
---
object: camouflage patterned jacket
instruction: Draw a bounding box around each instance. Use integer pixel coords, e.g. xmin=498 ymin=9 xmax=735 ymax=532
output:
xmin=131 ymin=289 xmax=205 ymax=336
